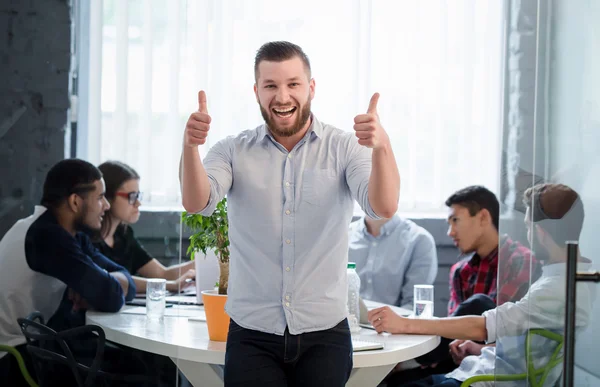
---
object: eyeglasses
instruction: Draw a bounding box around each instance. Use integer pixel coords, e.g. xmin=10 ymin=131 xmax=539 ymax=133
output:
xmin=115 ymin=191 xmax=143 ymax=205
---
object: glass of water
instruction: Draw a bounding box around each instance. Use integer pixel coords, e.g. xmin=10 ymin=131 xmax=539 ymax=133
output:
xmin=413 ymin=284 xmax=434 ymax=318
xmin=146 ymin=278 xmax=167 ymax=320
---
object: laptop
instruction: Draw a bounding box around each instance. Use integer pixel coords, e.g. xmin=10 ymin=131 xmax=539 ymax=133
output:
xmin=134 ymin=251 xmax=221 ymax=305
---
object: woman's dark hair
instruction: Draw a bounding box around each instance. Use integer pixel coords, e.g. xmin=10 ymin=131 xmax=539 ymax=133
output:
xmin=41 ymin=159 xmax=103 ymax=210
xmin=97 ymin=160 xmax=140 ymax=239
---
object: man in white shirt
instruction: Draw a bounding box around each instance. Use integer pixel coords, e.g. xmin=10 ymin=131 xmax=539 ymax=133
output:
xmin=368 ymin=183 xmax=594 ymax=387
xmin=348 ymin=214 xmax=437 ymax=309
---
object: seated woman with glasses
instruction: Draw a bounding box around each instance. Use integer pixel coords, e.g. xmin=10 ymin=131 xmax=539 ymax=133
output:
xmin=94 ymin=160 xmax=196 ymax=293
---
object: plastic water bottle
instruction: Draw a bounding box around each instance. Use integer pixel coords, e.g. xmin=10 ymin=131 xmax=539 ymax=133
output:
xmin=347 ymin=262 xmax=361 ymax=334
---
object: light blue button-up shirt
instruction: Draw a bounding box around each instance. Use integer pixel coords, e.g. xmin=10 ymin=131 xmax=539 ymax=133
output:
xmin=348 ymin=215 xmax=437 ymax=309
xmin=199 ymin=116 xmax=378 ymax=335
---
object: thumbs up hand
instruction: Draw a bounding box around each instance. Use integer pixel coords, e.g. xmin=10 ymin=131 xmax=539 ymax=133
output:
xmin=353 ymin=93 xmax=390 ymax=149
xmin=184 ymin=90 xmax=212 ymax=148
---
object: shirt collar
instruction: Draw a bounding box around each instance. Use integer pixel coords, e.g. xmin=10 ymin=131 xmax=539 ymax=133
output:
xmin=467 ymin=235 xmax=509 ymax=265
xmin=380 ymin=215 xmax=401 ymax=235
xmin=469 ymin=246 xmax=499 ymax=265
xmin=542 ymin=261 xmax=592 ymax=277
xmin=360 ymin=214 xmax=402 ymax=238
xmin=34 ymin=205 xmax=47 ymax=216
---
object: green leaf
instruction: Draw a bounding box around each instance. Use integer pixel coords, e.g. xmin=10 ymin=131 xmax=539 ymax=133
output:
xmin=181 ymin=197 xmax=229 ymax=267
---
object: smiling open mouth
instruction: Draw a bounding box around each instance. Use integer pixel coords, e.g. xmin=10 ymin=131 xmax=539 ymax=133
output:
xmin=272 ymin=106 xmax=297 ymax=118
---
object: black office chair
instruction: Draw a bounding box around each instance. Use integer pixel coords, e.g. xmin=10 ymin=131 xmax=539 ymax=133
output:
xmin=17 ymin=312 xmax=154 ymax=387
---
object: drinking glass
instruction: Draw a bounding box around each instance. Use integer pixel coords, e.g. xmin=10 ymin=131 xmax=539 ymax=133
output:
xmin=146 ymin=278 xmax=167 ymax=320
xmin=413 ymin=284 xmax=434 ymax=318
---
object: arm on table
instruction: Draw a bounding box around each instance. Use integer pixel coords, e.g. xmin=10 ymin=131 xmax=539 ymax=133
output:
xmin=26 ymin=229 xmax=132 ymax=312
xmin=368 ymin=305 xmax=488 ymax=342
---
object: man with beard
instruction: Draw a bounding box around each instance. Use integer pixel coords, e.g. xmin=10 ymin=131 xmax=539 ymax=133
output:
xmin=0 ymin=159 xmax=136 ymax=386
xmin=369 ymin=183 xmax=593 ymax=387
xmin=180 ymin=41 xmax=400 ymax=386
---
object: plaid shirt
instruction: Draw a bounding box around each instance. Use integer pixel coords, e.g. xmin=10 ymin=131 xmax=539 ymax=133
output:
xmin=447 ymin=235 xmax=541 ymax=315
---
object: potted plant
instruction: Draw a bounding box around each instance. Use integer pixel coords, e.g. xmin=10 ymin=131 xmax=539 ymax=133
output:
xmin=181 ymin=197 xmax=230 ymax=341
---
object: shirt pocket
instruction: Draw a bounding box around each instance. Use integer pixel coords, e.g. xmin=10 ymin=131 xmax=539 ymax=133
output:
xmin=301 ymin=169 xmax=339 ymax=206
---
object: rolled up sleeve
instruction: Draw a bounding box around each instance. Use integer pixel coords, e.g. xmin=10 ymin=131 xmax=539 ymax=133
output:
xmin=344 ymin=135 xmax=379 ymax=219
xmin=483 ymin=308 xmax=497 ymax=343
xmin=198 ymin=138 xmax=234 ymax=216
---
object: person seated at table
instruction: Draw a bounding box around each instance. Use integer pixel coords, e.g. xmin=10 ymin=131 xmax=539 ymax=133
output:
xmin=94 ymin=160 xmax=195 ymax=293
xmin=370 ymin=183 xmax=593 ymax=387
xmin=388 ymin=186 xmax=541 ymax=384
xmin=0 ymin=159 xmax=136 ymax=386
xmin=348 ymin=213 xmax=437 ymax=309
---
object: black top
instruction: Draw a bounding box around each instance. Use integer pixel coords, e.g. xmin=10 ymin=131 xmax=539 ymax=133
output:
xmin=24 ymin=210 xmax=136 ymax=314
xmin=94 ymin=225 xmax=153 ymax=275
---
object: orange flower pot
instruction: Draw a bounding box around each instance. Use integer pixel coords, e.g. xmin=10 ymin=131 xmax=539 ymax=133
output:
xmin=201 ymin=290 xmax=230 ymax=342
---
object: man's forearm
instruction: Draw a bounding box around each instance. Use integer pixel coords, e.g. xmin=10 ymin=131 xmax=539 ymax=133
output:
xmin=407 ymin=316 xmax=487 ymax=342
xmin=180 ymin=146 xmax=211 ymax=213
xmin=368 ymin=143 xmax=400 ymax=218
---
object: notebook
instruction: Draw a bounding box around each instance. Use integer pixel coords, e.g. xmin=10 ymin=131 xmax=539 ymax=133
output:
xmin=351 ymin=339 xmax=384 ymax=352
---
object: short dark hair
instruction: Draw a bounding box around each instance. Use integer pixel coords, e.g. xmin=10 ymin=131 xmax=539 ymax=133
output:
xmin=445 ymin=185 xmax=500 ymax=230
xmin=523 ymin=183 xmax=584 ymax=245
xmin=41 ymin=159 xmax=103 ymax=210
xmin=254 ymin=41 xmax=311 ymax=81
xmin=98 ymin=160 xmax=140 ymax=238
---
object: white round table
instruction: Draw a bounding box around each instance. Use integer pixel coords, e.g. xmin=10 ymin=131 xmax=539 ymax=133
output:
xmin=87 ymin=301 xmax=439 ymax=387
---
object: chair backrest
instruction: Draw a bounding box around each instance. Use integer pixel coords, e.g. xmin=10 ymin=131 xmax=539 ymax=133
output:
xmin=17 ymin=312 xmax=106 ymax=387
xmin=525 ymin=328 xmax=564 ymax=387
xmin=461 ymin=328 xmax=564 ymax=387
xmin=0 ymin=344 xmax=39 ymax=387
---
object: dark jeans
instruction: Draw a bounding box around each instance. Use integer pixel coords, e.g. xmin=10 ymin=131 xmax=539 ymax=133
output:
xmin=401 ymin=374 xmax=462 ymax=387
xmin=224 ymin=318 xmax=353 ymax=387
xmin=386 ymin=294 xmax=496 ymax=386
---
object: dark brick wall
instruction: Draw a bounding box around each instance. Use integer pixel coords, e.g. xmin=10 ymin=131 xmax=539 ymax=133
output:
xmin=0 ymin=0 xmax=72 ymax=236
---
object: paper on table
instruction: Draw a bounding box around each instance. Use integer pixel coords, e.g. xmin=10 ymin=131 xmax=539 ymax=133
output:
xmin=352 ymin=339 xmax=384 ymax=352
xmin=121 ymin=306 xmax=206 ymax=318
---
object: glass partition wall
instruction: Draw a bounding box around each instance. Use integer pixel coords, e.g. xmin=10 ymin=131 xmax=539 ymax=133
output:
xmin=497 ymin=0 xmax=600 ymax=385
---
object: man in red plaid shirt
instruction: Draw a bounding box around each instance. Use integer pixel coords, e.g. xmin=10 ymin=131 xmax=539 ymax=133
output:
xmin=387 ymin=185 xmax=541 ymax=385
xmin=446 ymin=186 xmax=541 ymax=315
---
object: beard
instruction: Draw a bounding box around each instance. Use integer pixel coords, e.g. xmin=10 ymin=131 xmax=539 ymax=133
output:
xmin=259 ymin=98 xmax=312 ymax=138
xmin=74 ymin=202 xmax=101 ymax=235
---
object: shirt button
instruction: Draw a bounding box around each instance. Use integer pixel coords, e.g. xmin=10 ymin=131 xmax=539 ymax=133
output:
xmin=285 ymin=295 xmax=290 ymax=300
xmin=368 ymin=279 xmax=373 ymax=284
xmin=285 ymin=209 xmax=291 ymax=215
xmin=285 ymin=239 xmax=291 ymax=244
xmin=285 ymin=181 xmax=290 ymax=187
xmin=287 ymin=154 xmax=292 ymax=159
xmin=372 ymin=242 xmax=378 ymax=247
xmin=285 ymin=302 xmax=290 ymax=307
xmin=285 ymin=267 xmax=291 ymax=272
